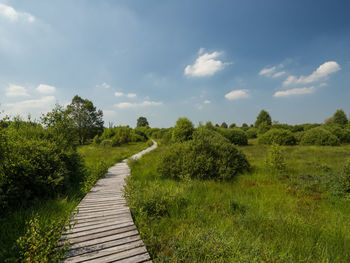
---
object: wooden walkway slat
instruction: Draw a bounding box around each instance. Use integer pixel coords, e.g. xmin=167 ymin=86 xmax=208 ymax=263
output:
xmin=63 ymin=142 xmax=157 ymax=262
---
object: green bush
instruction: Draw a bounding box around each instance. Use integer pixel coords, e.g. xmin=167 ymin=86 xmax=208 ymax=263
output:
xmin=100 ymin=139 xmax=113 ymax=147
xmin=15 ymin=214 xmax=70 ymax=263
xmin=95 ymin=126 xmax=148 ymax=147
xmin=158 ymin=128 xmax=250 ymax=180
xmin=265 ymin=144 xmax=287 ymax=173
xmin=258 ymin=128 xmax=296 ymax=145
xmin=216 ymin=128 xmax=248 ymax=145
xmin=323 ymin=124 xmax=350 ymax=143
xmin=245 ymin=127 xmax=258 ymax=139
xmin=300 ymin=127 xmax=340 ymax=146
xmin=172 ymin=117 xmax=194 ymax=143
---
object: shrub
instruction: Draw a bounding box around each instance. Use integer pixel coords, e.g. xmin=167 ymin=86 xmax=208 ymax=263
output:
xmin=340 ymin=160 xmax=350 ymax=193
xmin=245 ymin=127 xmax=258 ymax=139
xmin=265 ymin=144 xmax=287 ymax=173
xmin=100 ymin=139 xmax=113 ymax=147
xmin=300 ymin=127 xmax=340 ymax=146
xmin=15 ymin=214 xmax=70 ymax=263
xmin=258 ymin=128 xmax=296 ymax=145
xmin=323 ymin=124 xmax=350 ymax=143
xmin=172 ymin=118 xmax=194 ymax=143
xmin=257 ymin=122 xmax=271 ymax=135
xmin=158 ymin=128 xmax=250 ymax=180
xmin=216 ymin=128 xmax=248 ymax=145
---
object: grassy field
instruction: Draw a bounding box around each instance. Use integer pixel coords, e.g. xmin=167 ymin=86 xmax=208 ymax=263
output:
xmin=125 ymin=141 xmax=350 ymax=262
xmin=0 ymin=141 xmax=151 ymax=262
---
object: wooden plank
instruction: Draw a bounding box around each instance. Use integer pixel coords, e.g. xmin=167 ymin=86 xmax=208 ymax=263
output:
xmin=62 ymin=142 xmax=157 ymax=262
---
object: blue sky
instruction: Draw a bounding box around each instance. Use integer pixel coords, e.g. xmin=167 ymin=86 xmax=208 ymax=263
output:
xmin=1 ymin=0 xmax=350 ymax=127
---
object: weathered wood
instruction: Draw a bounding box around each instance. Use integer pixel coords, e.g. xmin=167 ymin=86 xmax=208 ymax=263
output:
xmin=63 ymin=141 xmax=157 ymax=262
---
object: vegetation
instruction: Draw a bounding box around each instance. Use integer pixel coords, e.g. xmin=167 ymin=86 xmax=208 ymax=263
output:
xmin=255 ymin=109 xmax=272 ymax=127
xmin=258 ymin=128 xmax=296 ymax=145
xmin=0 ymin=98 xmax=151 ymax=262
xmin=125 ymin=141 xmax=350 ymax=263
xmin=67 ymin=95 xmax=104 ymax=144
xmin=172 ymin=117 xmax=194 ymax=142
xmin=137 ymin=116 xmax=149 ymax=127
xmin=301 ymin=127 xmax=340 ymax=146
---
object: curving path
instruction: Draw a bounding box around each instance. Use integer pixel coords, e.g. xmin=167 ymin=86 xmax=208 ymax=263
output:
xmin=62 ymin=141 xmax=157 ymax=263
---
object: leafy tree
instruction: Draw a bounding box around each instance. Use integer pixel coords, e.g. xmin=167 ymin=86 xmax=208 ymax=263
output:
xmin=137 ymin=116 xmax=149 ymax=127
xmin=172 ymin=117 xmax=194 ymax=142
xmin=229 ymin=123 xmax=236 ymax=128
xmin=41 ymin=104 xmax=77 ymax=148
xmin=241 ymin=123 xmax=249 ymax=131
xmin=221 ymin=122 xmax=228 ymax=129
xmin=66 ymin=95 xmax=104 ymax=144
xmin=333 ymin=109 xmax=348 ymax=126
xmin=255 ymin=110 xmax=272 ymax=127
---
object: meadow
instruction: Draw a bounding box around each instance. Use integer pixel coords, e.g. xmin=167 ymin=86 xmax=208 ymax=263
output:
xmin=125 ymin=140 xmax=350 ymax=262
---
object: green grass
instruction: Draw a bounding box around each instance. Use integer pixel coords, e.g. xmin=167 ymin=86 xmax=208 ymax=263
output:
xmin=125 ymin=142 xmax=350 ymax=262
xmin=0 ymin=141 xmax=151 ymax=262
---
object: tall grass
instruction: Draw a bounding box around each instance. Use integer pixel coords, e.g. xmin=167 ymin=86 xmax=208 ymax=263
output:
xmin=125 ymin=142 xmax=350 ymax=262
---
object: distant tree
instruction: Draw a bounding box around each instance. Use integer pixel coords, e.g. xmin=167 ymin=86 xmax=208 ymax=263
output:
xmin=66 ymin=95 xmax=104 ymax=144
xmin=215 ymin=123 xmax=220 ymax=127
xmin=229 ymin=123 xmax=236 ymax=128
xmin=221 ymin=122 xmax=228 ymax=129
xmin=255 ymin=110 xmax=272 ymax=128
xmin=172 ymin=117 xmax=194 ymax=142
xmin=41 ymin=104 xmax=77 ymax=148
xmin=137 ymin=116 xmax=149 ymax=127
xmin=333 ymin=109 xmax=348 ymax=126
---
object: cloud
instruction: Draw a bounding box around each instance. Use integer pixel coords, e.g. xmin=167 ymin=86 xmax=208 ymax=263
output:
xmin=225 ymin=89 xmax=250 ymax=100
xmin=5 ymin=96 xmax=56 ymax=114
xmin=114 ymin=92 xmax=124 ymax=97
xmin=259 ymin=66 xmax=285 ymax=78
xmin=36 ymin=84 xmax=56 ymax=94
xmin=6 ymin=84 xmax=30 ymax=97
xmin=259 ymin=66 xmax=276 ymax=76
xmin=184 ymin=50 xmax=230 ymax=77
xmin=273 ymin=86 xmax=316 ymax=97
xmin=0 ymin=3 xmax=35 ymax=23
xmin=97 ymin=82 xmax=110 ymax=89
xmin=126 ymin=93 xmax=136 ymax=98
xmin=203 ymin=100 xmax=211 ymax=104
xmin=115 ymin=101 xmax=163 ymax=109
xmin=282 ymin=61 xmax=340 ymax=86
xmin=272 ymin=71 xmax=286 ymax=78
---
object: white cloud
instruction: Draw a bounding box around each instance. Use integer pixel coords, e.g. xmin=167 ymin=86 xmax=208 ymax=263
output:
xmin=36 ymin=84 xmax=56 ymax=94
xmin=0 ymin=3 xmax=35 ymax=23
xmin=114 ymin=92 xmax=124 ymax=97
xmin=259 ymin=66 xmax=276 ymax=76
xmin=6 ymin=84 xmax=30 ymax=97
xmin=126 ymin=93 xmax=136 ymax=98
xmin=115 ymin=101 xmax=163 ymax=109
xmin=259 ymin=66 xmax=285 ymax=78
xmin=225 ymin=89 xmax=250 ymax=100
xmin=184 ymin=50 xmax=230 ymax=77
xmin=273 ymin=86 xmax=316 ymax=97
xmin=282 ymin=61 xmax=340 ymax=86
xmin=97 ymin=82 xmax=110 ymax=89
xmin=5 ymin=96 xmax=56 ymax=114
xmin=203 ymin=100 xmax=211 ymax=104
xmin=272 ymin=71 xmax=286 ymax=78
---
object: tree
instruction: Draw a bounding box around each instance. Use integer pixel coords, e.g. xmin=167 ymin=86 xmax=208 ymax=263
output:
xmin=229 ymin=123 xmax=236 ymax=128
xmin=255 ymin=110 xmax=272 ymax=128
xmin=333 ymin=109 xmax=348 ymax=126
xmin=221 ymin=122 xmax=228 ymax=129
xmin=137 ymin=116 xmax=149 ymax=127
xmin=241 ymin=123 xmax=249 ymax=131
xmin=172 ymin=117 xmax=194 ymax=142
xmin=66 ymin=95 xmax=104 ymax=144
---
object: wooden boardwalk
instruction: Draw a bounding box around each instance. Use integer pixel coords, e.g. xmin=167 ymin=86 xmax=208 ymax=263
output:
xmin=62 ymin=142 xmax=157 ymax=263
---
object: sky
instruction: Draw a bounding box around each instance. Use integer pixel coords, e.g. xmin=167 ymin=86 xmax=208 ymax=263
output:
xmin=1 ymin=0 xmax=350 ymax=127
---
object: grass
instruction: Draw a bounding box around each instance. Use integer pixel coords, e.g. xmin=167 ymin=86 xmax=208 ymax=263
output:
xmin=125 ymin=141 xmax=350 ymax=262
xmin=0 ymin=141 xmax=151 ymax=262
